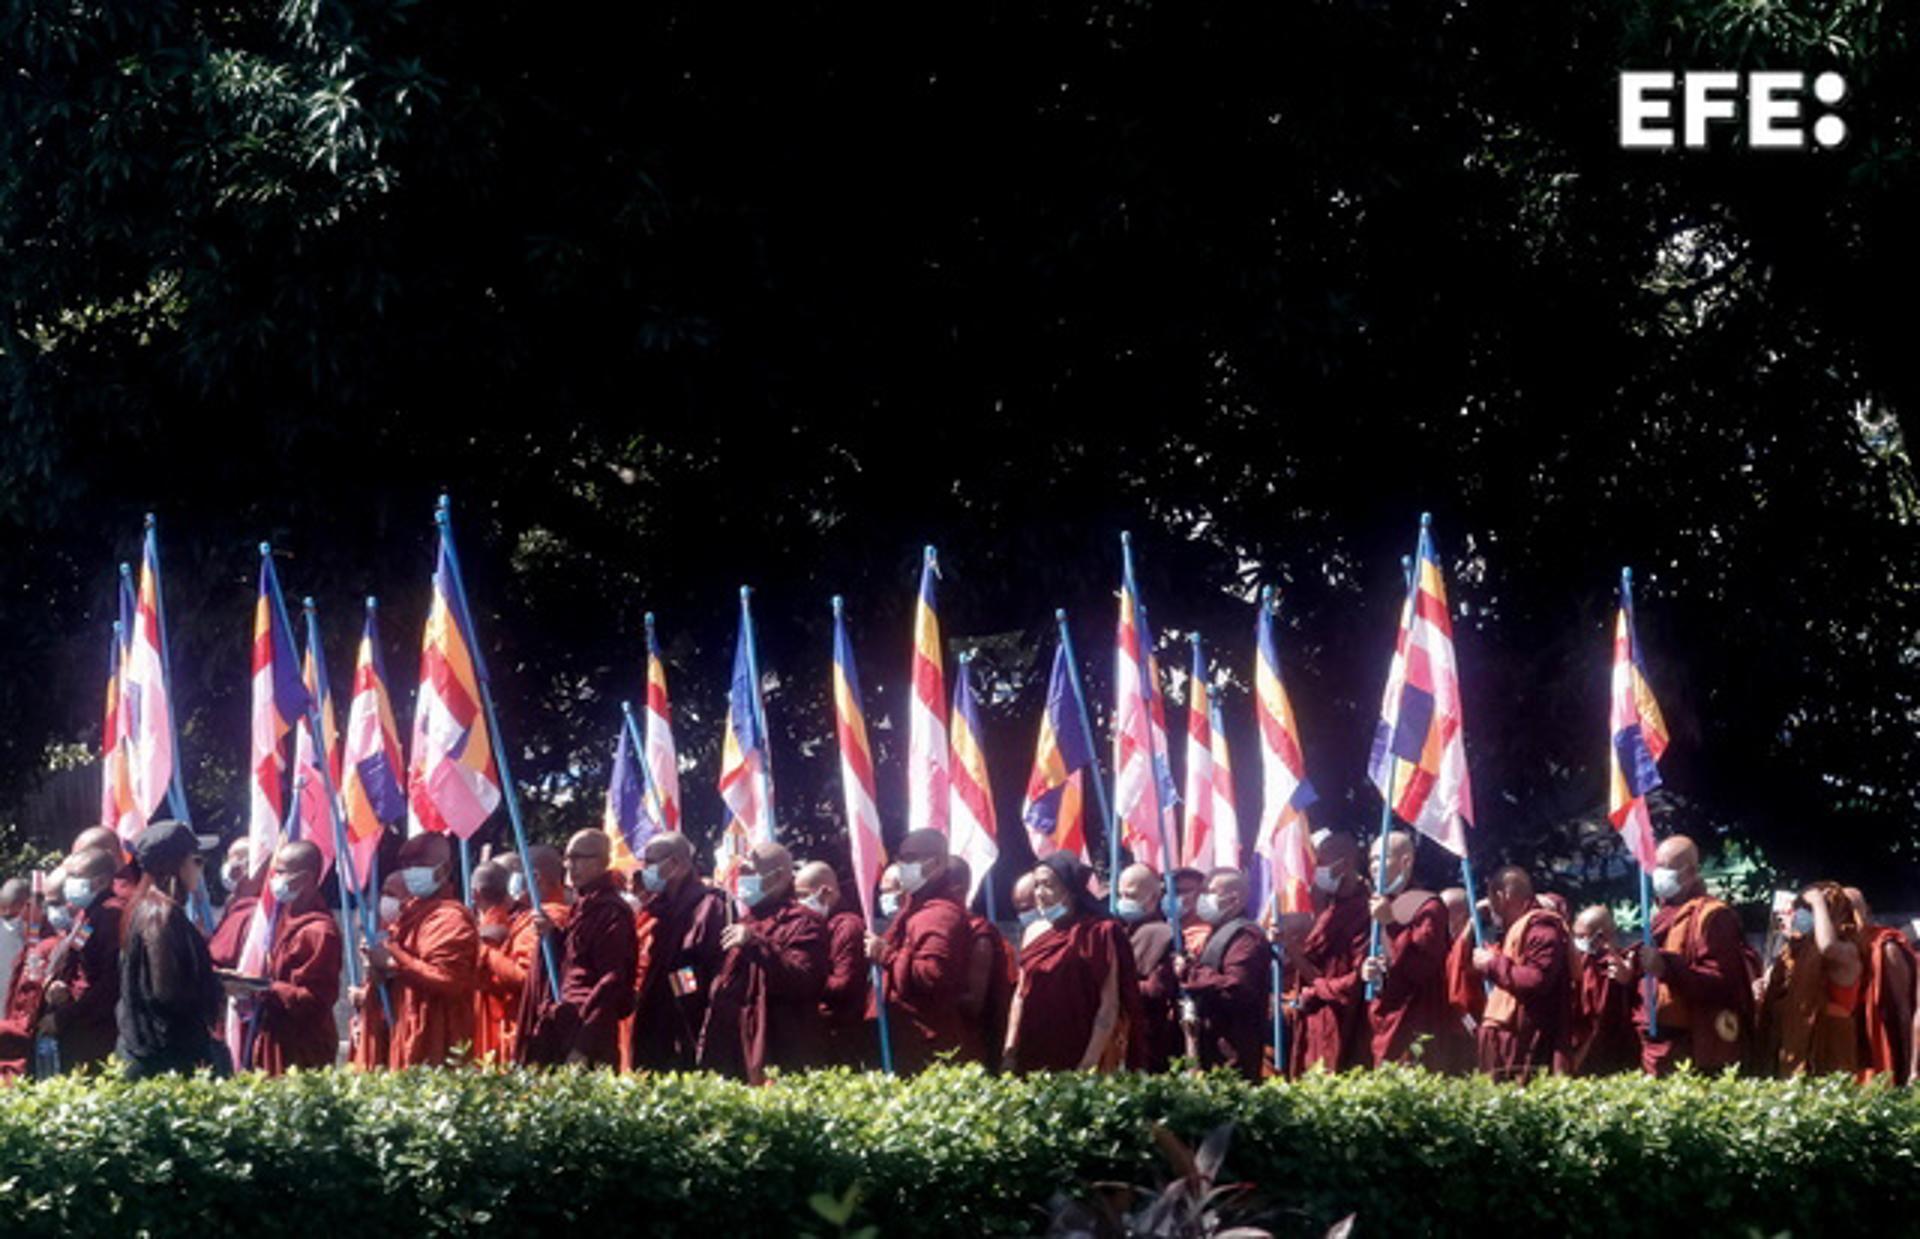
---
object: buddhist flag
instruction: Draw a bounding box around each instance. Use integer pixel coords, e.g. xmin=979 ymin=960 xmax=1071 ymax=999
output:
xmin=339 ymin=600 xmax=405 ymax=888
xmin=717 ymin=588 xmax=775 ymax=849
xmin=1367 ymin=517 xmax=1473 ymax=856
xmin=1113 ymin=538 xmax=1175 ymax=870
xmin=1609 ymin=570 xmax=1669 ymax=871
xmin=1023 ymin=640 xmax=1094 ymax=864
xmin=292 ymin=606 xmax=345 ymax=874
xmin=642 ymin=614 xmax=681 ymax=834
xmin=100 ymin=578 xmax=138 ymax=838
xmin=832 ymin=599 xmax=885 ymax=923
xmin=603 ymin=721 xmax=647 ymax=874
xmin=407 ymin=533 xmax=500 ymax=839
xmin=948 ymin=655 xmax=999 ymax=908
xmin=248 ymin=550 xmax=311 ymax=879
xmin=122 ymin=536 xmax=176 ymax=824
xmin=1207 ymin=700 xmax=1241 ymax=872
xmin=1254 ymin=589 xmax=1318 ymax=915
xmin=1181 ymin=638 xmax=1214 ymax=869
xmin=907 ymin=546 xmax=949 ymax=836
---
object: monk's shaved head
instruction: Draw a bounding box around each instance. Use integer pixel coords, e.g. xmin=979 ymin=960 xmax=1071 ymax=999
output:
xmin=897 ymin=830 xmax=949 ymax=864
xmin=1491 ymin=866 xmax=1533 ymax=900
xmin=0 ymin=878 xmax=29 ymax=913
xmin=563 ymin=830 xmax=613 ymax=891
xmin=470 ymin=861 xmax=509 ymax=906
xmin=70 ymin=827 xmax=122 ymax=860
xmin=747 ymin=841 xmax=793 ymax=876
xmin=1654 ymin=835 xmax=1698 ymax=870
xmin=567 ymin=830 xmax=610 ymax=860
xmin=1010 ymin=871 xmax=1036 ymax=914
xmin=1315 ymin=831 xmax=1360 ymax=869
xmin=1209 ymin=868 xmax=1250 ymax=900
xmin=1204 ymin=867 xmax=1250 ymax=922
xmin=275 ymin=840 xmax=323 ymax=878
xmin=68 ymin=848 xmax=118 ymax=882
xmin=794 ymin=861 xmax=840 ymax=909
xmin=527 ymin=844 xmax=565 ymax=892
xmin=642 ymin=832 xmax=694 ymax=867
xmin=397 ymin=832 xmax=452 ymax=869
xmin=1574 ymin=904 xmax=1616 ymax=940
xmin=1118 ymin=863 xmax=1162 ymax=910
xmin=496 ymin=851 xmax=523 ymax=876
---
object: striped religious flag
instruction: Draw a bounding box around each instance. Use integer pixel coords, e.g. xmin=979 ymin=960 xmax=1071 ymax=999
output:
xmin=407 ymin=531 xmax=501 ymax=839
xmin=907 ymin=546 xmax=949 ymax=836
xmin=832 ymin=598 xmax=885 ymax=923
xmin=247 ymin=549 xmax=312 ymax=878
xmin=1254 ymin=588 xmax=1318 ymax=916
xmin=1367 ymin=516 xmax=1473 ymax=856
xmin=1609 ymin=569 xmax=1669 ymax=871
xmin=339 ymin=599 xmax=405 ymax=888
xmin=294 ymin=602 xmax=345 ymax=876
xmin=948 ymin=654 xmax=999 ymax=908
xmin=1206 ymin=700 xmax=1241 ymax=871
xmin=603 ymin=722 xmax=647 ymax=874
xmin=1181 ymin=637 xmax=1214 ymax=869
xmin=1023 ymin=640 xmax=1094 ymax=864
xmin=1113 ymin=537 xmax=1175 ymax=870
xmin=641 ymin=613 xmax=681 ymax=834
xmin=717 ymin=587 xmax=775 ymax=867
xmin=100 ymin=579 xmax=138 ymax=838
xmin=122 ymin=538 xmax=176 ymax=825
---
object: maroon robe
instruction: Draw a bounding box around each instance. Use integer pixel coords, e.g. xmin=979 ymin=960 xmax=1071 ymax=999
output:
xmin=1185 ymin=919 xmax=1271 ymax=1081
xmin=631 ymin=878 xmax=728 ymax=1070
xmin=1635 ymin=891 xmax=1753 ymax=1075
xmin=1476 ymin=908 xmax=1573 ymax=1081
xmin=208 ymin=893 xmax=259 ymax=971
xmin=1295 ymin=890 xmax=1372 ymax=1073
xmin=516 ymin=879 xmax=638 ymax=1067
xmin=0 ymin=934 xmax=63 ymax=1078
xmin=51 ymin=896 xmax=125 ymax=1071
xmin=968 ymin=914 xmax=1018 ymax=1072
xmin=819 ymin=908 xmax=872 ymax=1066
xmin=250 ymin=901 xmax=343 ymax=1073
xmin=1369 ymin=894 xmax=1451 ymax=1067
xmin=384 ymin=895 xmax=479 ymax=1069
xmin=1129 ymin=919 xmax=1182 ymax=1072
xmin=1571 ymin=948 xmax=1639 ymax=1075
xmin=698 ymin=895 xmax=829 ymax=1082
xmin=881 ymin=874 xmax=975 ymax=1074
xmin=1432 ymin=926 xmax=1483 ymax=1074
xmin=1010 ymin=916 xmax=1140 ymax=1072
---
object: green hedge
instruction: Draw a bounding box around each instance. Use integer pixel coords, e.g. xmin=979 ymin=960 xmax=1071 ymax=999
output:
xmin=3 ymin=1066 xmax=1916 ymax=1236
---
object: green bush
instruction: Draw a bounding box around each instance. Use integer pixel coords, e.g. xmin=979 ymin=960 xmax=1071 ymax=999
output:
xmin=1 ymin=1065 xmax=1915 ymax=1237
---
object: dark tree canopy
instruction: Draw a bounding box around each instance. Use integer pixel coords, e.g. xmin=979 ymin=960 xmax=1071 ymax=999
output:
xmin=1 ymin=1 xmax=1914 ymax=905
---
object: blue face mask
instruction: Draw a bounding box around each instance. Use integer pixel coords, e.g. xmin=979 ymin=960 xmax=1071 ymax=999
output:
xmin=401 ymin=866 xmax=440 ymax=898
xmin=1792 ymin=908 xmax=1815 ymax=936
xmin=738 ymin=874 xmax=765 ymax=908
xmin=1017 ymin=908 xmax=1042 ymax=929
xmin=1380 ymin=870 xmax=1408 ymax=898
xmin=1115 ymin=896 xmax=1149 ymax=924
xmin=639 ymin=864 xmax=667 ymax=894
xmin=879 ymin=891 xmax=901 ymax=919
xmin=508 ymin=873 xmax=527 ymax=902
xmin=1038 ymin=899 xmax=1069 ymax=924
xmin=46 ymin=906 xmax=74 ymax=933
xmin=63 ymin=878 xmax=96 ymax=909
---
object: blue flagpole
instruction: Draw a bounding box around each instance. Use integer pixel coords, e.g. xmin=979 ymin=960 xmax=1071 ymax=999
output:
xmin=1054 ymin=609 xmax=1118 ymax=908
xmin=434 ymin=496 xmax=561 ymax=1003
xmin=300 ymin=598 xmax=366 ymax=995
xmin=1121 ymin=532 xmax=1179 ymax=932
xmin=739 ymin=586 xmax=777 ymax=842
xmin=1366 ymin=518 xmax=1431 ymax=1001
xmin=622 ymin=697 xmax=669 ymax=834
xmin=1623 ymin=566 xmax=1659 ymax=1040
xmin=1271 ymin=888 xmax=1286 ymax=1078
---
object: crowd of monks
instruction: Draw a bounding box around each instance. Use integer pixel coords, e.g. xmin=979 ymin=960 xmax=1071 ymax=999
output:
xmin=0 ymin=820 xmax=1914 ymax=1085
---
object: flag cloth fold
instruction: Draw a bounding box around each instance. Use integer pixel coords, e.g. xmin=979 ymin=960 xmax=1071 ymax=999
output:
xmin=1113 ymin=570 xmax=1170 ymax=869
xmin=832 ymin=604 xmax=885 ymax=923
xmin=406 ymin=536 xmax=500 ymax=839
xmin=1181 ymin=643 xmax=1214 ymax=870
xmin=1206 ymin=701 xmax=1240 ymax=872
xmin=1608 ymin=590 xmax=1669 ymax=870
xmin=1255 ymin=593 xmax=1318 ymax=916
xmin=948 ymin=657 xmax=999 ymax=908
xmin=907 ymin=549 xmax=949 ymax=836
xmin=1023 ymin=641 xmax=1093 ymax=864
xmin=295 ymin=616 xmax=344 ymax=878
xmin=339 ymin=604 xmax=405 ymax=888
xmin=248 ymin=557 xmax=311 ymax=878
xmin=717 ymin=594 xmax=774 ymax=849
xmin=1366 ymin=524 xmax=1474 ymax=856
xmin=603 ymin=723 xmax=648 ymax=873
xmin=123 ymin=542 xmax=176 ymax=824
xmin=100 ymin=582 xmax=138 ymax=838
xmin=643 ymin=620 xmax=681 ymax=834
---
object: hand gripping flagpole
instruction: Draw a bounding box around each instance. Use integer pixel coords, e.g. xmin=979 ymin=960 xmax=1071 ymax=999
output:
xmin=740 ymin=586 xmax=777 ymax=841
xmin=434 ymin=496 xmax=561 ymax=1003
xmin=832 ymin=595 xmax=894 ymax=1074
xmin=1366 ymin=519 xmax=1431 ymax=1001
xmin=1053 ymin=609 xmax=1117 ymax=905
xmin=1623 ymin=566 xmax=1660 ymax=1040
xmin=1121 ymin=533 xmax=1180 ymax=935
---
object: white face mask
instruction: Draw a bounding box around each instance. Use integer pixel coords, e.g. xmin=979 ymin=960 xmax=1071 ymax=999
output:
xmin=379 ymin=896 xmax=402 ymax=925
xmin=737 ymin=874 xmax=766 ymax=908
xmin=401 ymin=866 xmax=440 ymax=898
xmin=639 ymin=863 xmax=667 ymax=894
xmin=223 ymin=864 xmax=246 ymax=889
xmin=46 ymin=906 xmax=74 ymax=933
xmin=896 ymin=862 xmax=928 ymax=894
xmin=507 ymin=873 xmax=527 ymax=902
xmin=1651 ymin=867 xmax=1683 ymax=901
xmin=1115 ymin=896 xmax=1150 ymax=923
xmin=1572 ymin=935 xmax=1593 ymax=955
xmin=1017 ymin=908 xmax=1042 ymax=929
xmin=1312 ymin=865 xmax=1340 ymax=894
xmin=1197 ymin=893 xmax=1228 ymax=925
xmin=268 ymin=876 xmax=298 ymax=904
xmin=799 ymin=893 xmax=830 ymax=917
xmin=879 ymin=891 xmax=901 ymax=919
xmin=63 ymin=877 xmax=96 ymax=908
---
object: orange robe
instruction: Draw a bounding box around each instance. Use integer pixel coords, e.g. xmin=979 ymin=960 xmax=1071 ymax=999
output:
xmin=384 ymin=895 xmax=479 ymax=1068
xmin=250 ymin=901 xmax=343 ymax=1074
xmin=349 ymin=983 xmax=389 ymax=1071
xmin=472 ymin=903 xmax=520 ymax=1064
xmin=1858 ymin=926 xmax=1917 ymax=1084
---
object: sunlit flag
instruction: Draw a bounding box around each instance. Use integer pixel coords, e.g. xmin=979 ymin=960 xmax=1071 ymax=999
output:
xmin=603 ymin=721 xmax=647 ymax=874
xmin=1254 ymin=589 xmax=1318 ymax=916
xmin=1609 ymin=571 xmax=1669 ymax=870
xmin=948 ymin=655 xmax=1000 ymax=908
xmin=339 ymin=600 xmax=405 ymax=888
xmin=1023 ymin=640 xmax=1094 ymax=864
xmin=247 ymin=550 xmax=311 ymax=878
xmin=407 ymin=533 xmax=500 ymax=839
xmin=907 ymin=547 xmax=949 ymax=836
xmin=717 ymin=587 xmax=775 ymax=853
xmin=642 ymin=614 xmax=681 ymax=834
xmin=100 ymin=580 xmax=137 ymax=838
xmin=832 ymin=599 xmax=886 ymax=922
xmin=1181 ymin=638 xmax=1214 ymax=869
xmin=1206 ymin=700 xmax=1241 ymax=872
xmin=122 ymin=540 xmax=176 ymax=825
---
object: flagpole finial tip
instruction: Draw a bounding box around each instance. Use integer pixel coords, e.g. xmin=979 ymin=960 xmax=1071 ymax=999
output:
xmin=1054 ymin=607 xmax=1068 ymax=623
xmin=365 ymin=595 xmax=377 ymax=611
xmin=143 ymin=512 xmax=156 ymax=529
xmin=831 ymin=595 xmax=844 ymax=615
xmin=1120 ymin=530 xmax=1132 ymax=547
xmin=119 ymin=561 xmax=132 ymax=577
xmin=1622 ymin=566 xmax=1634 ymax=582
xmin=258 ymin=542 xmax=272 ymax=557
xmin=740 ymin=585 xmax=752 ymax=601
xmin=923 ymin=544 xmax=936 ymax=561
xmin=1189 ymin=630 xmax=1202 ymax=647
xmin=644 ymin=610 xmax=655 ymax=628
xmin=1419 ymin=511 xmax=1432 ymax=528
xmin=302 ymin=595 xmax=315 ymax=610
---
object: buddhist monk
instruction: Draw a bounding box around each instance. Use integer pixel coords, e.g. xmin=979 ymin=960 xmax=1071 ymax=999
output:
xmin=1004 ymin=854 xmax=1142 ymax=1072
xmin=951 ymin=857 xmax=1017 ymax=1072
xmin=865 ymin=829 xmax=976 ymax=1072
xmin=1117 ymin=863 xmax=1182 ymax=1072
xmin=1470 ymin=866 xmax=1571 ymax=1081
xmin=1436 ymin=890 xmax=1489 ymax=1075
xmin=1172 ymin=867 xmax=1210 ymax=956
xmin=1845 ymin=887 xmax=1916 ymax=1085
xmin=794 ymin=861 xmax=872 ymax=1066
xmin=1272 ymin=910 xmax=1315 ymax=1078
xmin=348 ymin=873 xmax=409 ymax=1070
xmin=71 ymin=827 xmax=139 ymax=902
xmin=364 ymin=833 xmax=478 ymax=1068
xmin=1175 ymin=868 xmax=1270 ymax=1081
xmin=0 ymin=870 xmax=68 ymax=1078
xmin=38 ymin=846 xmax=125 ymax=1071
xmin=631 ymin=832 xmax=728 ymax=1070
xmin=469 ymin=859 xmax=517 ymax=1063
xmin=517 ymin=831 xmax=635 ymax=1067
xmin=1440 ymin=888 xmax=1470 ymax=941
xmin=694 ymin=842 xmax=828 ymax=1080
xmin=1359 ymin=831 xmax=1452 ymax=1068
xmin=237 ymin=840 xmax=343 ymax=1073
xmin=1289 ymin=831 xmax=1373 ymax=1073
xmin=207 ymin=840 xmax=260 ymax=970
xmin=478 ymin=847 xmax=565 ymax=1063
xmin=1611 ymin=834 xmax=1753 ymax=1075
xmin=1568 ymin=905 xmax=1638 ymax=1075
xmin=1756 ymin=881 xmax=1862 ymax=1077
xmin=1011 ymin=872 xmax=1044 ymax=948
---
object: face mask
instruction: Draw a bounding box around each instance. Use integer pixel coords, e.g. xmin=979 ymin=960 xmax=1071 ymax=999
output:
xmin=1651 ymin=867 xmax=1682 ymax=901
xmin=268 ymin=876 xmax=298 ymax=904
xmin=639 ymin=864 xmax=667 ymax=894
xmin=1380 ymin=870 xmax=1407 ymax=898
xmin=401 ymin=866 xmax=440 ymax=898
xmin=1792 ymin=908 xmax=1815 ymax=936
xmin=879 ymin=891 xmax=901 ymax=919
xmin=1197 ymin=893 xmax=1228 ymax=925
xmin=896 ymin=862 xmax=927 ymax=894
xmin=1312 ymin=866 xmax=1340 ymax=894
xmin=738 ymin=874 xmax=765 ymax=908
xmin=508 ymin=873 xmax=527 ymax=902
xmin=379 ymin=896 xmax=402 ymax=925
xmin=1572 ymin=935 xmax=1593 ymax=955
xmin=800 ymin=894 xmax=830 ymax=917
xmin=1038 ymin=898 xmax=1069 ymax=924
xmin=1115 ymin=896 xmax=1149 ymax=923
xmin=46 ymin=906 xmax=74 ymax=933
xmin=63 ymin=878 xmax=96 ymax=909
xmin=224 ymin=865 xmax=245 ymax=888
xmin=1017 ymin=908 xmax=1042 ymax=929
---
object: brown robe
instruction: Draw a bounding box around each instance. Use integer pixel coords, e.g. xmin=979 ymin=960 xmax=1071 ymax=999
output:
xmin=1369 ymin=893 xmax=1451 ymax=1068
xmin=471 ymin=902 xmax=520 ymax=1064
xmin=1295 ymin=890 xmax=1373 ymax=1073
xmin=1186 ymin=918 xmax=1271 ymax=1082
xmin=1637 ymin=892 xmax=1752 ymax=1076
xmin=819 ymin=908 xmax=872 ymax=1066
xmin=250 ymin=900 xmax=343 ymax=1074
xmin=968 ymin=913 xmax=1018 ymax=1072
xmin=1129 ymin=919 xmax=1183 ymax=1073
xmin=51 ymin=896 xmax=125 ymax=1071
xmin=697 ymin=895 xmax=829 ymax=1082
xmin=1432 ymin=925 xmax=1482 ymax=1074
xmin=349 ymin=982 xmax=388 ymax=1071
xmin=1858 ymin=926 xmax=1916 ymax=1084
xmin=881 ymin=874 xmax=976 ymax=1074
xmin=1010 ymin=916 xmax=1140 ymax=1073
xmin=1570 ymin=948 xmax=1639 ymax=1075
xmin=517 ymin=879 xmax=637 ymax=1067
xmin=1476 ymin=908 xmax=1572 ymax=1081
xmin=207 ymin=889 xmax=260 ymax=970
xmin=631 ymin=878 xmax=728 ymax=1070
xmin=384 ymin=894 xmax=479 ymax=1068
xmin=1759 ymin=934 xmax=1859 ymax=1077
xmin=0 ymin=933 xmax=64 ymax=1078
